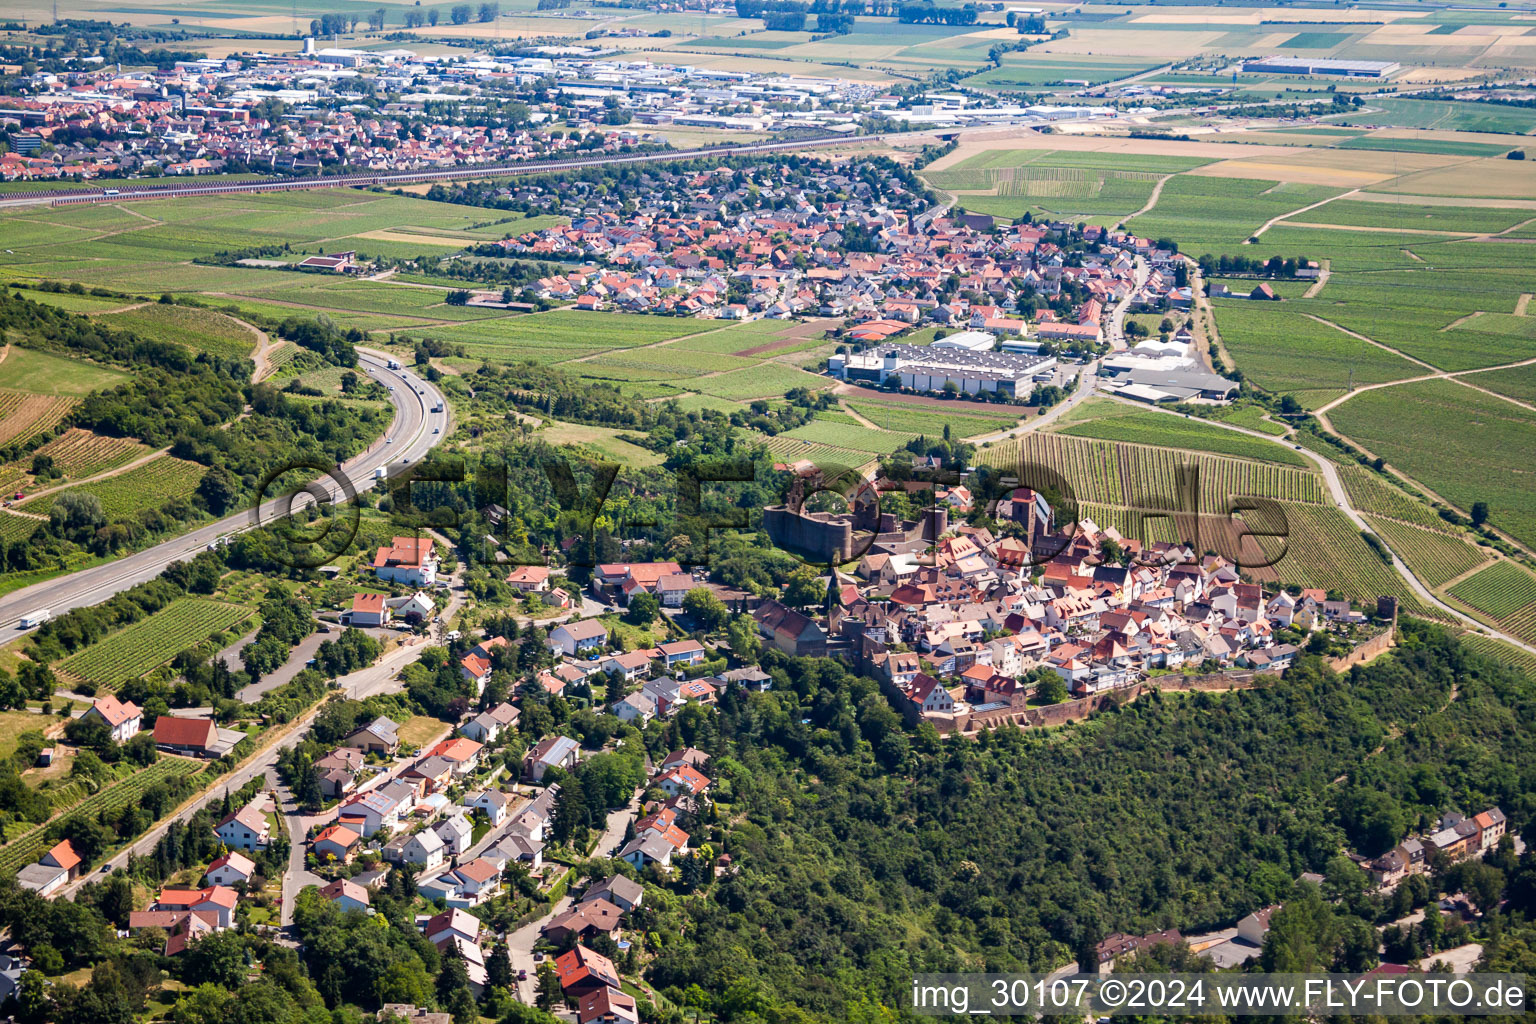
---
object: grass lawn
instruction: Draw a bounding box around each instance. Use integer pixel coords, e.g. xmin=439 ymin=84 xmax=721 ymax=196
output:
xmin=0 ymin=347 xmax=127 ymax=395
xmin=397 ymin=715 xmax=449 ymax=750
xmin=0 ymin=710 xmax=45 ymax=762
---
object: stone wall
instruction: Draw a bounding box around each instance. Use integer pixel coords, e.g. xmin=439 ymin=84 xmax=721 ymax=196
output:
xmin=1326 ymin=626 xmax=1396 ymax=672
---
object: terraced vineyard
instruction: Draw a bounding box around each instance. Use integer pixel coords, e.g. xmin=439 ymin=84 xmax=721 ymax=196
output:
xmin=1338 ymin=466 xmax=1456 ymax=533
xmin=0 ymin=390 xmax=76 ymax=447
xmin=1363 ymin=514 xmax=1492 ymax=590
xmin=0 ymin=757 xmax=207 ymax=875
xmin=1459 ymin=633 xmax=1536 ymax=678
xmin=32 ymin=429 xmax=152 ymax=480
xmin=1053 ymin=407 xmax=1311 ymax=466
xmin=982 ymin=433 xmax=1326 ymax=514
xmin=20 ymin=455 xmax=204 ymax=518
xmin=58 ymin=598 xmax=252 ymax=688
xmin=1448 ymin=561 xmax=1536 ymax=643
xmin=1270 ymin=503 xmax=1432 ymax=613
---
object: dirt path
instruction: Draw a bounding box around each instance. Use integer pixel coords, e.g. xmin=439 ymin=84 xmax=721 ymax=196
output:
xmin=1106 ymin=395 xmax=1536 ymax=654
xmin=1126 ymin=173 xmax=1177 ymax=222
xmin=841 ymin=404 xmax=881 ymax=429
xmin=14 ymin=447 xmax=172 ymax=508
xmin=1248 ymin=188 xmax=1359 ymax=242
xmin=1517 ymin=293 xmax=1532 ymax=317
xmin=1301 ymin=260 xmax=1330 ymax=299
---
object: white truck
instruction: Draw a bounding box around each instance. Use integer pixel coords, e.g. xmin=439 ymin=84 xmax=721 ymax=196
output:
xmin=386 ymin=358 xmax=402 ymax=370
xmin=19 ymin=610 xmax=50 ymax=629
xmin=374 ymin=467 xmax=388 ymax=480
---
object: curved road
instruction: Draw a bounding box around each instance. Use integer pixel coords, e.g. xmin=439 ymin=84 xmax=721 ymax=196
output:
xmin=0 ymin=347 xmax=449 ymax=635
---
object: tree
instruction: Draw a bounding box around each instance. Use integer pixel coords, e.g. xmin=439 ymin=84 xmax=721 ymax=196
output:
xmin=682 ymin=587 xmax=728 ymax=631
xmin=726 ymin=614 xmax=760 ymax=663
xmin=1034 ymin=674 xmax=1067 ymax=705
xmin=478 ymin=1 xmax=499 ymax=20
xmin=625 ymin=591 xmax=660 ymax=627
xmin=182 ymin=930 xmax=249 ymax=989
xmin=1279 ymin=395 xmax=1303 ymax=416
xmin=197 ymin=466 xmax=240 ymax=515
xmin=1472 ymin=501 xmax=1490 ymax=527
xmin=534 ymin=961 xmax=560 ymax=1011
xmin=450 ymin=3 xmax=473 ymax=22
xmin=783 ymin=566 xmax=823 ymax=609
xmin=428 ymin=7 xmax=440 ymax=25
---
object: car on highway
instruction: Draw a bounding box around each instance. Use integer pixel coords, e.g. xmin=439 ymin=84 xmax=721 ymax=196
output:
xmin=385 ymin=437 xmax=393 ymax=444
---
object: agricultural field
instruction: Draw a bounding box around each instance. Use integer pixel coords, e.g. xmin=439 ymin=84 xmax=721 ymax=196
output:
xmin=57 ymin=597 xmax=253 ymax=689
xmin=1334 ymin=136 xmax=1520 ymax=159
xmin=0 ymin=757 xmax=207 ymax=876
xmin=1447 ymin=560 xmax=1536 ymax=645
xmin=964 ymin=56 xmax=1159 ymax=90
xmin=844 ymin=399 xmax=1019 ymax=438
xmin=1211 ymin=300 xmax=1424 ymax=409
xmin=1281 ymin=198 xmax=1531 ymax=236
xmin=1270 ymin=502 xmax=1433 ymax=611
xmin=19 ymin=455 xmax=205 ymax=519
xmin=1459 ymin=632 xmax=1536 ymax=679
xmin=12 ymin=287 xmax=132 ymax=314
xmin=30 ymin=429 xmax=153 ymax=481
xmin=694 ymin=364 xmax=834 ymax=401
xmin=981 ymin=431 xmax=1326 ymax=515
xmin=97 ymin=303 xmax=261 ymax=361
xmin=1130 ymin=177 xmax=1347 ymax=255
xmin=1363 ymin=514 xmax=1492 ymax=590
xmin=1327 ymin=379 xmax=1536 ymax=549
xmin=925 ymin=150 xmax=1210 ymax=222
xmin=0 ymin=191 xmax=558 ymax=292
xmin=1050 ymin=400 xmax=1310 ymax=467
xmin=416 ymin=310 xmax=721 ymax=364
xmin=1337 ymin=465 xmax=1457 ymax=533
xmin=1468 ymin=364 xmax=1536 ymax=406
xmin=1333 ymin=98 xmax=1536 ymax=135
xmin=0 ymin=346 xmax=126 ymax=396
xmin=1208 ymin=404 xmax=1288 ymax=436
xmin=775 ymin=419 xmax=917 ymax=455
xmin=0 ymin=391 xmax=77 ymax=448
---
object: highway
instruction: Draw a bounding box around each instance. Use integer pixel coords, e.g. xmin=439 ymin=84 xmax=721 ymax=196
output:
xmin=0 ymin=117 xmax=1139 ymax=210
xmin=0 ymin=347 xmax=450 ymax=635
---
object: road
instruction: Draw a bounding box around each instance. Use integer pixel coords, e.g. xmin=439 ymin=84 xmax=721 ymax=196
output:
xmin=1113 ymin=396 xmax=1536 ymax=655
xmin=0 ymin=116 xmax=1146 ymax=211
xmin=1105 ymin=257 xmax=1150 ymax=353
xmin=0 ymin=347 xmax=449 ymax=634
xmin=57 ymin=610 xmax=449 ymax=903
xmin=505 ymin=790 xmax=642 ymax=1005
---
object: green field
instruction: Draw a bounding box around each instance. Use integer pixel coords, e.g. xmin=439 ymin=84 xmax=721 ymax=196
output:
xmin=1284 ymin=198 xmax=1530 ymax=236
xmin=99 ymin=303 xmax=259 ymax=361
xmin=1333 ymin=98 xmax=1536 ymax=135
xmin=1363 ymin=514 xmax=1492 ymax=590
xmin=964 ymin=57 xmax=1157 ymax=90
xmin=0 ymin=347 xmax=126 ymax=396
xmin=1129 ymin=177 xmax=1347 ymax=255
xmin=1328 ymin=379 xmax=1536 ymax=549
xmin=1335 ymin=136 xmax=1521 ymax=158
xmin=418 ymin=310 xmax=722 ymax=364
xmin=1212 ymin=300 xmax=1424 ymax=409
xmin=20 ymin=455 xmax=205 ymax=518
xmin=694 ymin=364 xmax=833 ymax=401
xmin=1337 ymin=465 xmax=1456 ymax=534
xmin=1051 ymin=400 xmax=1310 ymax=467
xmin=1447 ymin=560 xmax=1536 ymax=645
xmin=844 ymin=399 xmax=1018 ymax=438
xmin=925 ymin=150 xmax=1210 ymax=222
xmin=58 ymin=598 xmax=253 ymax=688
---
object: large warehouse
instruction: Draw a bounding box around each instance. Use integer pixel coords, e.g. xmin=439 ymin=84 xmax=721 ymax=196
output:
xmin=830 ymin=344 xmax=1056 ymax=397
xmin=1241 ymin=55 xmax=1401 ymax=78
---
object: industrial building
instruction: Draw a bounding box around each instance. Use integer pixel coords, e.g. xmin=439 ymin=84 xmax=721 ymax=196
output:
xmin=1241 ymin=56 xmax=1401 ymax=78
xmin=830 ymin=344 xmax=1056 ymax=397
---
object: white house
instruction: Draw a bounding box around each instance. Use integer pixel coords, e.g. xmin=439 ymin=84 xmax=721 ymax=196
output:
xmin=466 ymin=789 xmax=512 ymax=827
xmin=214 ymin=805 xmax=270 ymax=852
xmin=434 ymin=814 xmax=474 ymax=857
xmin=549 ymin=619 xmax=609 ymax=657
xmin=80 ymin=693 xmax=141 ymax=743
xmin=373 ymin=535 xmax=439 ymax=587
xmin=402 ymin=828 xmax=446 ymax=869
xmin=204 ymin=852 xmax=256 ymax=888
xmin=319 ymin=878 xmax=371 ymax=914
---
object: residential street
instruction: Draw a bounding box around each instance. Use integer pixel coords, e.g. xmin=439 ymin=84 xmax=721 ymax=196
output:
xmin=505 ymin=790 xmax=642 ymax=1005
